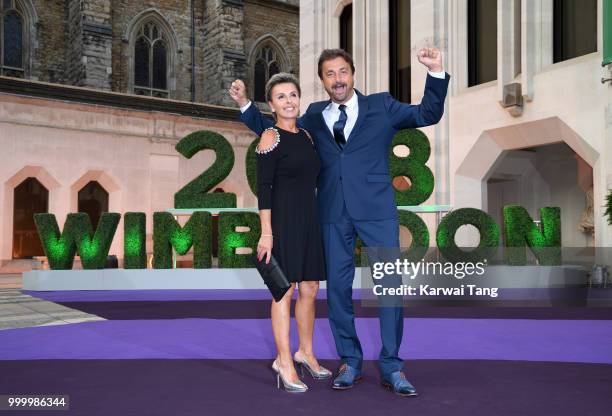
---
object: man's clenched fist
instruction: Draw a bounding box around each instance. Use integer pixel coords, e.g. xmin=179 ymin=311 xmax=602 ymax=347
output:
xmin=417 ymin=48 xmax=443 ymax=73
xmin=229 ymin=80 xmax=249 ymax=107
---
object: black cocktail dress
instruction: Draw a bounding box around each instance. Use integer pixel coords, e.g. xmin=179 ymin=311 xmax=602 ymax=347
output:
xmin=256 ymin=126 xmax=326 ymax=282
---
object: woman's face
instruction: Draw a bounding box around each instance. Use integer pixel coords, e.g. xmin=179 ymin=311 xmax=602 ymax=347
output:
xmin=268 ymin=82 xmax=300 ymax=120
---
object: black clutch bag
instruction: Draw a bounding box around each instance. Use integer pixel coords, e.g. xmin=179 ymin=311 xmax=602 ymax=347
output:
xmin=251 ymin=254 xmax=291 ymax=302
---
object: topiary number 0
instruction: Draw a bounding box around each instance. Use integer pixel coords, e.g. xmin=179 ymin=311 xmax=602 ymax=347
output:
xmin=174 ymin=130 xmax=237 ymax=208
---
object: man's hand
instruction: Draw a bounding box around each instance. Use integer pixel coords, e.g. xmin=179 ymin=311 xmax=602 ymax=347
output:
xmin=229 ymin=80 xmax=249 ymax=108
xmin=417 ymin=48 xmax=443 ymax=73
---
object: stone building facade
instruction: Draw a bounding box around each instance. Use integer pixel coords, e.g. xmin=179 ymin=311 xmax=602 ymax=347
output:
xmin=6 ymin=0 xmax=299 ymax=105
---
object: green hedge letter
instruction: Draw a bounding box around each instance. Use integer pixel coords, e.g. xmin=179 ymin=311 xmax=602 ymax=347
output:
xmin=436 ymin=208 xmax=499 ymax=263
xmin=34 ymin=213 xmax=120 ymax=270
xmin=503 ymin=206 xmax=561 ymax=265
xmin=153 ymin=212 xmax=212 ymax=269
xmin=124 ymin=212 xmax=147 ymax=269
xmin=398 ymin=209 xmax=430 ymax=262
xmin=218 ymin=212 xmax=261 ymax=268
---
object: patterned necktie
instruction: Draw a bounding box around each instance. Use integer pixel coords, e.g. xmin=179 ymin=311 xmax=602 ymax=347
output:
xmin=333 ymin=104 xmax=347 ymax=149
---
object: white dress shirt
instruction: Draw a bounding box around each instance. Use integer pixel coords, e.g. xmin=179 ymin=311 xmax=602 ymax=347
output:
xmin=240 ymin=69 xmax=446 ymax=143
xmin=322 ymin=89 xmax=359 ymax=140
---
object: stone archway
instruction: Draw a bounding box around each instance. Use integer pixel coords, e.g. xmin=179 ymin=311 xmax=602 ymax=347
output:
xmin=2 ymin=166 xmax=60 ymax=261
xmin=454 ymin=116 xmax=600 ymax=246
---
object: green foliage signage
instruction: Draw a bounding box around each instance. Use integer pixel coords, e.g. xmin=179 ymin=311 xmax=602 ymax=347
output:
xmin=389 ymin=129 xmax=435 ymax=205
xmin=33 ymin=127 xmax=566 ymax=271
xmin=398 ymin=209 xmax=430 ymax=262
xmin=124 ymin=212 xmax=146 ymax=269
xmin=246 ymin=137 xmax=259 ymax=195
xmin=174 ymin=130 xmax=237 ymax=208
xmin=34 ymin=213 xmax=120 ymax=270
xmin=503 ymin=206 xmax=561 ymax=265
xmin=218 ymin=211 xmax=261 ymax=268
xmin=436 ymin=208 xmax=500 ymax=263
xmin=153 ymin=212 xmax=212 ymax=269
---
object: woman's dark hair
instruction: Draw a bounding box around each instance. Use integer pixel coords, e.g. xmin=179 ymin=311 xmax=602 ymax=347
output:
xmin=317 ymin=49 xmax=355 ymax=79
xmin=265 ymin=73 xmax=301 ymax=102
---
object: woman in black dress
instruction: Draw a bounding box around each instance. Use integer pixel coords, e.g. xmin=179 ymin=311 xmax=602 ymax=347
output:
xmin=253 ymin=73 xmax=329 ymax=392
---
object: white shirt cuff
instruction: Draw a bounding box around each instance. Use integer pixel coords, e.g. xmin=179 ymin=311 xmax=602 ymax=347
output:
xmin=240 ymin=101 xmax=252 ymax=113
xmin=428 ymin=70 xmax=446 ymax=79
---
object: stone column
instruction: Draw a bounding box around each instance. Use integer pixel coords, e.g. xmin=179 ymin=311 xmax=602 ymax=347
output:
xmin=66 ymin=0 xmax=113 ymax=90
xmin=203 ymin=0 xmax=247 ymax=106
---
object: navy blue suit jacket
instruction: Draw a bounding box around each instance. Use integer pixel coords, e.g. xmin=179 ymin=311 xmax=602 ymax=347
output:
xmin=241 ymin=73 xmax=450 ymax=223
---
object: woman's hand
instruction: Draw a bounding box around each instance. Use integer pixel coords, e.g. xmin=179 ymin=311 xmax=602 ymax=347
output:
xmin=257 ymin=235 xmax=273 ymax=264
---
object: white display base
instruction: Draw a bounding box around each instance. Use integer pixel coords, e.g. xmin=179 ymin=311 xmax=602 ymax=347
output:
xmin=23 ymin=268 xmax=364 ymax=291
xmin=22 ymin=266 xmax=587 ymax=291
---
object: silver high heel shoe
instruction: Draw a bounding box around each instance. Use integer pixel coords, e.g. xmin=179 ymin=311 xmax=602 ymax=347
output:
xmin=272 ymin=360 xmax=308 ymax=393
xmin=293 ymin=352 xmax=332 ymax=380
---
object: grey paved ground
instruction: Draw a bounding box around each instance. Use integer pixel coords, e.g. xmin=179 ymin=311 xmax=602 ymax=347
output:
xmin=0 ymin=274 xmax=104 ymax=330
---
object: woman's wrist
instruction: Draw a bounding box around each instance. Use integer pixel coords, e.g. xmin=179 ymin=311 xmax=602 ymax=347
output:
xmin=261 ymin=233 xmax=273 ymax=238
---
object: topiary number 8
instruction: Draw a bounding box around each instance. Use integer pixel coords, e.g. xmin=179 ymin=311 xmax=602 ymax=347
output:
xmin=389 ymin=129 xmax=434 ymax=206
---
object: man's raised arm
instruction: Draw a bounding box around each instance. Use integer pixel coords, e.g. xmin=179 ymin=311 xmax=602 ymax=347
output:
xmin=386 ymin=48 xmax=450 ymax=129
xmin=229 ymin=80 xmax=274 ymax=136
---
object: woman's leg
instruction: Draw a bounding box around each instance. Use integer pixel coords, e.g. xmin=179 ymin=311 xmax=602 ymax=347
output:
xmin=271 ymin=283 xmax=300 ymax=382
xmin=295 ymin=280 xmax=323 ymax=369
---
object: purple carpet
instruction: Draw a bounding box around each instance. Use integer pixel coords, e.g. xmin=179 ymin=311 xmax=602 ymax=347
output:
xmin=1 ymin=317 xmax=612 ymax=363
xmin=3 ymin=289 xmax=612 ymax=415
xmin=1 ymin=359 xmax=610 ymax=416
xmin=50 ymin=300 xmax=612 ymax=320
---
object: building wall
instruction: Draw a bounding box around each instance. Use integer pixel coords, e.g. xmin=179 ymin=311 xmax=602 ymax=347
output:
xmin=32 ymin=0 xmax=67 ymax=84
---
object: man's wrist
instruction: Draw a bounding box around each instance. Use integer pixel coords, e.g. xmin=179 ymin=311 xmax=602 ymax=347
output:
xmin=239 ymin=100 xmax=252 ymax=113
xmin=428 ymin=68 xmax=446 ymax=79
xmin=428 ymin=64 xmax=443 ymax=73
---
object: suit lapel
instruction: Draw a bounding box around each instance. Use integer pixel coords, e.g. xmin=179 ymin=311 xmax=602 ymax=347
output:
xmin=311 ymin=100 xmax=339 ymax=153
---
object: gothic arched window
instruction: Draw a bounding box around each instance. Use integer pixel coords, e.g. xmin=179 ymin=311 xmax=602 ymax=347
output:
xmin=134 ymin=21 xmax=168 ymax=98
xmin=0 ymin=0 xmax=24 ymax=78
xmin=253 ymin=45 xmax=283 ymax=103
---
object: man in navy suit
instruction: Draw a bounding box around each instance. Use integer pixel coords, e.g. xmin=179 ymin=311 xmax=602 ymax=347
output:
xmin=229 ymin=48 xmax=449 ymax=396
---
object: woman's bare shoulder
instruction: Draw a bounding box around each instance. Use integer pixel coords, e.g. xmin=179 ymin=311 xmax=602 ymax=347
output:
xmin=256 ymin=127 xmax=280 ymax=154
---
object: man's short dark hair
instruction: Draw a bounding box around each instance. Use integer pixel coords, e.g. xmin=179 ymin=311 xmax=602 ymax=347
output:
xmin=317 ymin=49 xmax=355 ymax=79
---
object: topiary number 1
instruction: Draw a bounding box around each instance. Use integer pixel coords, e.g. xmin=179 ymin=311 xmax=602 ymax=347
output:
xmin=174 ymin=130 xmax=237 ymax=208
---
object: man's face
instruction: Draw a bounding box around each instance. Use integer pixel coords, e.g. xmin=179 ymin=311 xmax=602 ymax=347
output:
xmin=320 ymin=57 xmax=355 ymax=104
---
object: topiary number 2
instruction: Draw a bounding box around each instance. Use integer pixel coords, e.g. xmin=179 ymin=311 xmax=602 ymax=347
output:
xmin=174 ymin=130 xmax=237 ymax=208
xmin=389 ymin=129 xmax=434 ymax=205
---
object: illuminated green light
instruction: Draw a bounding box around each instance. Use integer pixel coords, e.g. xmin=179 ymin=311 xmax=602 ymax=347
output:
xmin=79 ymin=239 xmax=100 ymax=260
xmin=124 ymin=232 xmax=142 ymax=256
xmin=171 ymin=230 xmax=192 ymax=255
xmin=225 ymin=233 xmax=246 ymax=250
xmin=47 ymin=238 xmax=68 ymax=260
